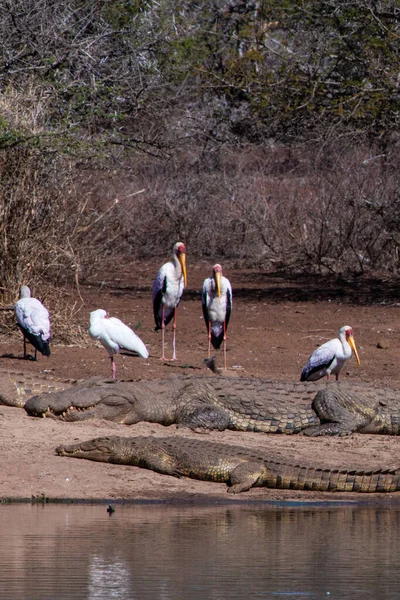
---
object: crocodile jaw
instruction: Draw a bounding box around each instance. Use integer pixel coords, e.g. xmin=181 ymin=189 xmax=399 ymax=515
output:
xmin=37 ymin=404 xmax=99 ymax=421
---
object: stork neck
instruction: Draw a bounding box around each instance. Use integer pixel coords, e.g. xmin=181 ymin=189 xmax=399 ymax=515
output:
xmin=340 ymin=335 xmax=352 ymax=359
xmin=173 ymin=255 xmax=183 ymax=278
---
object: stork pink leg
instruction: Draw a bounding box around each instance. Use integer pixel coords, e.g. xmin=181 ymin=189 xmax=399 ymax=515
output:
xmin=111 ymin=357 xmax=117 ymax=380
xmin=208 ymin=324 xmax=211 ymax=358
xmin=223 ymin=322 xmax=227 ymax=370
xmin=171 ymin=308 xmax=178 ymax=361
xmin=160 ymin=305 xmax=167 ymax=361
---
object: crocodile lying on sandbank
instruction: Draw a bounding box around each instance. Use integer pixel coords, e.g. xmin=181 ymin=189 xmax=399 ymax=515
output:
xmin=0 ymin=370 xmax=78 ymax=408
xmin=56 ymin=435 xmax=400 ymax=493
xmin=23 ymin=375 xmax=400 ymax=436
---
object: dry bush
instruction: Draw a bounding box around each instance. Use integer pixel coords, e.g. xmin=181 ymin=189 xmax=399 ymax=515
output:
xmin=0 ymin=147 xmax=126 ymax=294
xmin=0 ymin=148 xmax=60 ymax=301
xmin=1 ymin=140 xmax=397 ymax=349
xmin=101 ymin=143 xmax=399 ymax=276
xmin=224 ymin=145 xmax=400 ymax=274
xmin=0 ymin=147 xmax=123 ymax=344
xmin=43 ymin=288 xmax=87 ymax=347
xmin=93 ymin=168 xmax=244 ymax=261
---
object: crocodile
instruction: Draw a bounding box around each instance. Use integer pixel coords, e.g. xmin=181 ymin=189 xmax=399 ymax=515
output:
xmin=23 ymin=374 xmax=400 ymax=436
xmin=0 ymin=370 xmax=78 ymax=408
xmin=25 ymin=376 xmax=320 ymax=433
xmin=56 ymin=435 xmax=400 ymax=493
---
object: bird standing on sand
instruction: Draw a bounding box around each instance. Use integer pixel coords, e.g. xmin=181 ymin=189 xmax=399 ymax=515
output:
xmin=15 ymin=285 xmax=51 ymax=360
xmin=89 ymin=309 xmax=149 ymax=380
xmin=202 ymin=264 xmax=232 ymax=370
xmin=152 ymin=242 xmax=187 ymax=361
xmin=300 ymin=325 xmax=361 ymax=382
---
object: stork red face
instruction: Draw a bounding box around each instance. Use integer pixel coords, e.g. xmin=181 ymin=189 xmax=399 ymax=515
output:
xmin=175 ymin=242 xmax=186 ymax=256
xmin=345 ymin=327 xmax=361 ymax=366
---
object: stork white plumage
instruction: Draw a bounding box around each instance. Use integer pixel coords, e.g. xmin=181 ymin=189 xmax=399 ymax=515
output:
xmin=300 ymin=325 xmax=361 ymax=382
xmin=15 ymin=285 xmax=51 ymax=360
xmin=89 ymin=309 xmax=149 ymax=380
xmin=152 ymin=242 xmax=187 ymax=361
xmin=202 ymin=264 xmax=232 ymax=370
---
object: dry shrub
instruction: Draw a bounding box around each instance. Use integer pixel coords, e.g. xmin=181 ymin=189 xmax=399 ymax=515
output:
xmin=106 ymin=143 xmax=400 ymax=276
xmin=43 ymin=288 xmax=87 ymax=347
xmin=0 ymin=147 xmax=126 ymax=294
xmin=0 ymin=139 xmax=398 ymax=346
xmin=0 ymin=147 xmax=123 ymax=344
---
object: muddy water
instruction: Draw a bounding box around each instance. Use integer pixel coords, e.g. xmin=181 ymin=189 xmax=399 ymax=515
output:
xmin=0 ymin=503 xmax=399 ymax=600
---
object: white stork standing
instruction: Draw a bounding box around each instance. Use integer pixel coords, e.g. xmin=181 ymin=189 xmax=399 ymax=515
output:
xmin=152 ymin=241 xmax=187 ymax=361
xmin=15 ymin=285 xmax=51 ymax=360
xmin=202 ymin=264 xmax=232 ymax=370
xmin=89 ymin=309 xmax=149 ymax=380
xmin=300 ymin=325 xmax=361 ymax=382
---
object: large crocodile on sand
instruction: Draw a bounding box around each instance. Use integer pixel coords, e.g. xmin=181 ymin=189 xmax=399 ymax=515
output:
xmin=56 ymin=435 xmax=400 ymax=493
xmin=23 ymin=374 xmax=400 ymax=436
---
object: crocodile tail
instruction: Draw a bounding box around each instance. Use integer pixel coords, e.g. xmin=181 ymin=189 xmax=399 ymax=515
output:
xmin=0 ymin=371 xmax=80 ymax=408
xmin=264 ymin=463 xmax=400 ymax=493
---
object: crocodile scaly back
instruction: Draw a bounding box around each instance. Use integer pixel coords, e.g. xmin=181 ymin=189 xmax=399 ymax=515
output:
xmin=0 ymin=371 xmax=80 ymax=408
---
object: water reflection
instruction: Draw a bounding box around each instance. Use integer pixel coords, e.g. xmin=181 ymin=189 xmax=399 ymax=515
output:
xmin=0 ymin=503 xmax=399 ymax=599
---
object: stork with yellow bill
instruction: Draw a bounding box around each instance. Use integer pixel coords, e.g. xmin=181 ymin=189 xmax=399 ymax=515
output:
xmin=300 ymin=325 xmax=361 ymax=382
xmin=152 ymin=242 xmax=187 ymax=361
xmin=202 ymin=264 xmax=232 ymax=370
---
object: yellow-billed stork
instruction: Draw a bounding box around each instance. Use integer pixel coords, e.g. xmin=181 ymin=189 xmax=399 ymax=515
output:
xmin=15 ymin=285 xmax=51 ymax=360
xmin=300 ymin=325 xmax=361 ymax=382
xmin=202 ymin=264 xmax=232 ymax=370
xmin=152 ymin=241 xmax=187 ymax=360
xmin=89 ymin=309 xmax=149 ymax=380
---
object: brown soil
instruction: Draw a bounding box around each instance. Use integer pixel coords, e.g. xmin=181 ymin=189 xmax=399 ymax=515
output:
xmin=1 ymin=261 xmax=399 ymax=504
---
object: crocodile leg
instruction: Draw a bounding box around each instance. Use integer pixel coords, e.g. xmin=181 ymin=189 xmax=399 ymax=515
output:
xmin=300 ymin=387 xmax=378 ymax=436
xmin=300 ymin=423 xmax=356 ymax=437
xmin=228 ymin=461 xmax=266 ymax=493
xmin=176 ymin=400 xmax=231 ymax=431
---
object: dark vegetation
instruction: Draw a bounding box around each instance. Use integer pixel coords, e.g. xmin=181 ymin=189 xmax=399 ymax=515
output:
xmin=0 ymin=0 xmax=399 ymax=308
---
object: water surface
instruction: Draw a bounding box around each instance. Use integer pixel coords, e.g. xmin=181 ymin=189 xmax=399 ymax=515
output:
xmin=0 ymin=503 xmax=399 ymax=600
